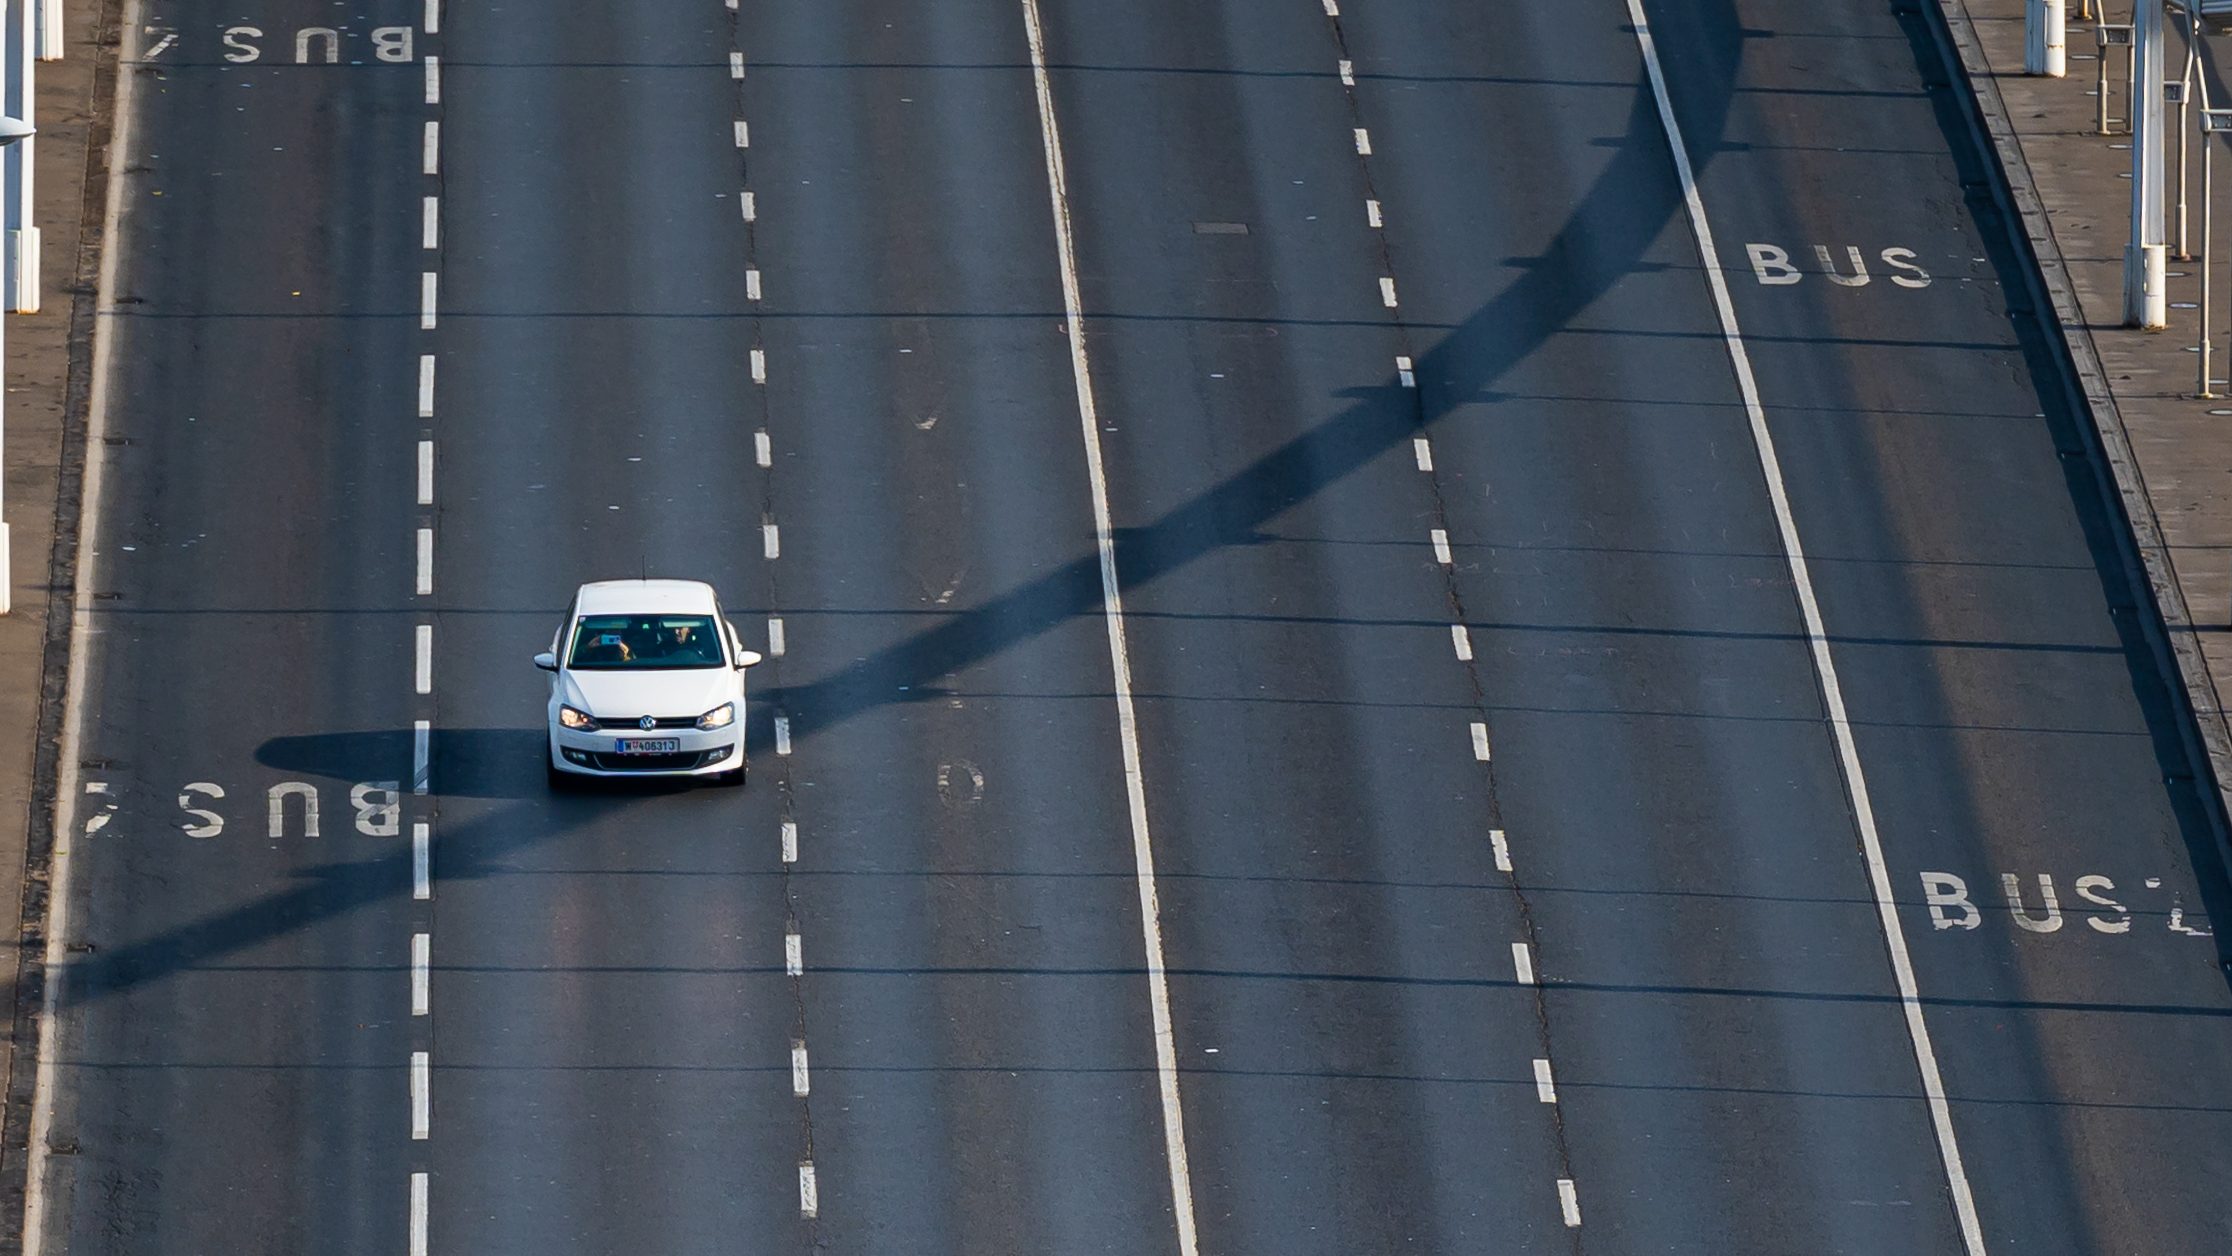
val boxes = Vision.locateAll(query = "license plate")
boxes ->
[613,738,681,754]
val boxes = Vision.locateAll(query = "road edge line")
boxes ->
[1622,2,1988,1252]
[1016,3,1201,1253]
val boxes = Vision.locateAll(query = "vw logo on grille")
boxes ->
[638,715,657,730]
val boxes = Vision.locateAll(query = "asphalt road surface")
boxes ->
[29,0,2232,1253]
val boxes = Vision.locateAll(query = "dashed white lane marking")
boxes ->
[419,272,437,330]
[774,714,793,756]
[415,527,433,595]
[784,930,803,976]
[1338,58,1354,86]
[1396,354,1415,388]
[415,624,433,694]
[1533,1057,1557,1103]
[1489,827,1512,873]
[1366,198,1382,228]
[411,932,430,1016]
[1430,528,1452,565]
[1019,5,1201,1252]
[1379,276,1398,308]
[762,522,780,559]
[422,0,438,34]
[1353,127,1371,155]
[751,347,767,384]
[1470,721,1492,761]
[798,1163,819,1219]
[780,819,798,863]
[1558,1178,1581,1228]
[422,120,440,175]
[423,55,440,105]
[1623,4,1985,1249]
[421,196,438,250]
[417,440,434,506]
[413,821,431,900]
[1322,0,1338,14]
[755,429,772,467]
[791,1041,811,1096]
[1450,624,1472,661]
[417,354,435,417]
[729,50,745,79]
[767,616,786,656]
[412,720,431,795]
[734,119,750,148]
[746,269,762,301]
[409,1051,430,1138]
[1511,942,1536,985]
[409,1173,429,1256]
[1412,436,1432,471]
[741,191,757,222]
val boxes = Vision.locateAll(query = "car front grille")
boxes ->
[585,750,716,772]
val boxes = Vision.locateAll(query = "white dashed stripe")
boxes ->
[1470,721,1492,761]
[409,1051,430,1139]
[1511,942,1535,985]
[1430,529,1452,565]
[1533,1058,1557,1103]
[1558,1179,1581,1228]
[1450,624,1472,660]
[411,933,430,1016]
[415,624,433,695]
[417,354,435,417]
[1412,436,1432,471]
[423,55,440,104]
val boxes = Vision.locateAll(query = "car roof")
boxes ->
[573,579,720,615]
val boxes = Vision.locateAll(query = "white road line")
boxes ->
[1338,58,1354,86]
[1533,1057,1557,1103]
[409,1173,428,1256]
[1558,1178,1581,1228]
[422,0,438,34]
[1322,0,1339,14]
[798,1163,818,1218]
[774,714,792,756]
[1379,276,1398,308]
[1429,528,1452,564]
[419,272,437,329]
[415,624,433,694]
[422,120,440,175]
[762,522,780,559]
[734,119,750,148]
[421,196,439,250]
[415,527,433,596]
[417,354,435,417]
[1469,721,1492,761]
[412,720,431,795]
[417,440,434,506]
[410,1051,430,1139]
[741,191,756,222]
[746,269,762,301]
[755,429,772,466]
[1450,623,1472,660]
[1511,941,1536,985]
[423,55,440,105]
[780,819,798,863]
[1489,827,1512,873]
[1412,436,1432,470]
[767,616,786,656]
[784,931,803,976]
[1353,127,1371,155]
[413,821,431,900]
[1396,354,1415,388]
[1623,5,1985,1249]
[1019,6,1201,1253]
[750,348,766,384]
[730,50,745,79]
[1367,198,1382,228]
[791,1041,811,1096]
[411,933,430,1016]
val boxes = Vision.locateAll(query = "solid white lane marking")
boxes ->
[784,931,803,976]
[415,624,432,695]
[1558,1178,1581,1228]
[762,523,780,559]
[410,1051,430,1138]
[1338,58,1354,86]
[780,819,798,863]
[423,55,439,104]
[1450,623,1472,660]
[421,196,438,250]
[423,0,438,34]
[741,191,756,222]
[1625,5,1984,1249]
[411,933,430,1016]
[1379,276,1398,308]
[417,440,434,506]
[1367,198,1382,228]
[798,1163,818,1218]
[751,348,766,384]
[734,119,750,148]
[767,616,786,656]
[1396,354,1415,388]
[774,714,792,756]
[1489,827,1512,873]
[422,121,439,175]
[1533,1057,1557,1103]
[1020,6,1201,1252]
[1412,436,1432,470]
[755,429,772,467]
[409,1172,428,1256]
[417,354,435,417]
[1470,721,1492,761]
[730,51,745,79]
[1430,528,1452,565]
[791,1041,810,1096]
[419,272,437,329]
[746,269,762,301]
[412,720,431,795]
[1512,942,1535,985]
[415,527,433,596]
[1353,127,1371,155]
[413,821,430,900]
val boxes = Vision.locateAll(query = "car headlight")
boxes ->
[558,705,599,731]
[696,702,736,731]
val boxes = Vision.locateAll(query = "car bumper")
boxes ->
[549,725,744,777]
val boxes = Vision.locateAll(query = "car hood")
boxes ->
[562,667,740,720]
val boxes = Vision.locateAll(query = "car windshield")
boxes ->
[566,614,725,670]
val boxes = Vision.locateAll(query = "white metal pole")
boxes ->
[2128,0,2169,327]
[4,0,34,316]
[36,0,58,61]
[2028,0,2067,76]
[2178,37,2194,258]
[2202,129,2214,395]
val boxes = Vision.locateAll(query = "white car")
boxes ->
[536,579,763,786]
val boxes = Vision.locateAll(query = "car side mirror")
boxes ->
[533,651,558,672]
[735,649,764,670]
